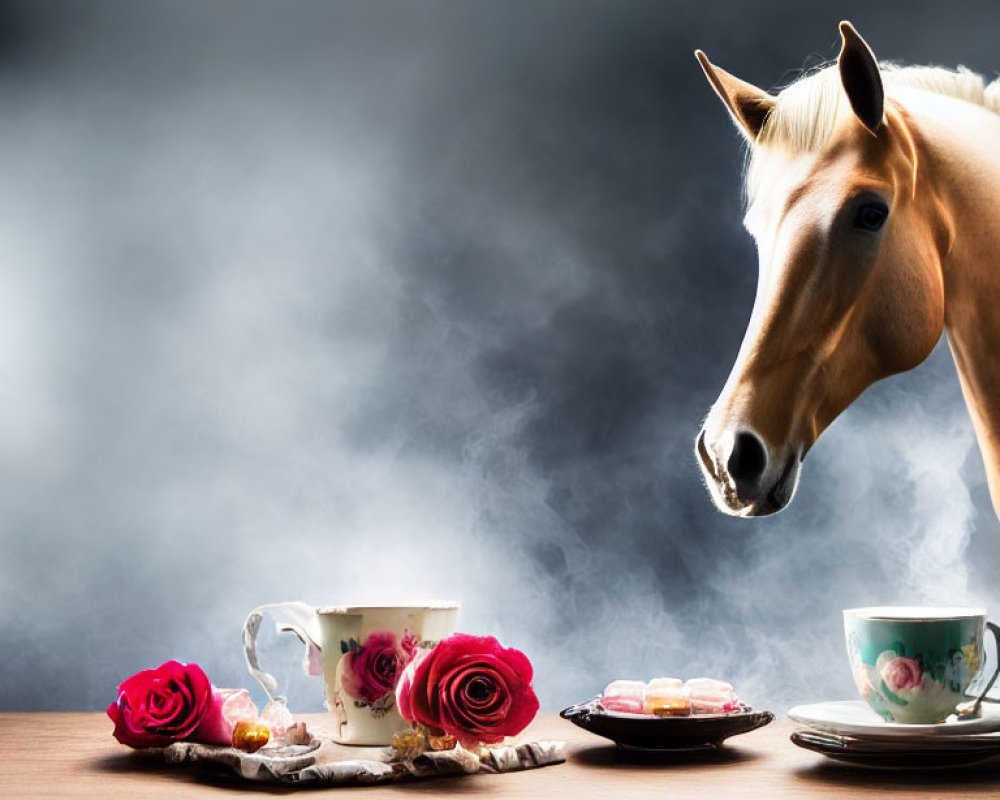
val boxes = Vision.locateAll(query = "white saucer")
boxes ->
[787,700,1000,739]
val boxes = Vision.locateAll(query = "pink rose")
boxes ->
[341,630,414,703]
[880,656,922,691]
[107,661,254,748]
[395,633,539,748]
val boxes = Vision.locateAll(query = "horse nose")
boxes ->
[726,430,768,493]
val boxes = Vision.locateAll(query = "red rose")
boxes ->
[395,633,539,748]
[107,661,244,748]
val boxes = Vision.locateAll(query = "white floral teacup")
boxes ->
[844,606,1000,724]
[243,601,459,744]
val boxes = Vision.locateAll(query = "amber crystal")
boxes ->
[427,733,456,751]
[232,720,271,753]
[391,729,426,759]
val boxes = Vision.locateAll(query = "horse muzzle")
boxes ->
[695,427,802,517]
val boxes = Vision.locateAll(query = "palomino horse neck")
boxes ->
[901,88,1000,515]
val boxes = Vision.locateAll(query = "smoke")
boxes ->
[1,0,999,717]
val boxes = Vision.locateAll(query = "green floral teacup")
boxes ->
[844,606,1000,724]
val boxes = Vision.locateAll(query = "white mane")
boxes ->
[746,63,1000,198]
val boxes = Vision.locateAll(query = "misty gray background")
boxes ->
[3,0,1000,714]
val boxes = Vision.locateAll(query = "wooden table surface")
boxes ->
[3,712,1000,798]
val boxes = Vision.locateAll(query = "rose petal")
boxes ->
[441,665,511,731]
[108,698,174,748]
[396,648,431,724]
[407,647,441,728]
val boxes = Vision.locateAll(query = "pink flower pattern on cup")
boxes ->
[878,654,922,692]
[341,630,419,704]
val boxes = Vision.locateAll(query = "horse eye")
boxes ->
[854,201,889,232]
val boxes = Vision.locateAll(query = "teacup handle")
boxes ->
[242,602,324,704]
[958,621,1000,717]
[976,622,1000,704]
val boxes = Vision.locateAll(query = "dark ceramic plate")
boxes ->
[790,730,1000,769]
[560,698,774,751]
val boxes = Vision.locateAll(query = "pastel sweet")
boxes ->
[685,677,734,692]
[598,676,743,716]
[644,677,691,716]
[647,677,683,690]
[684,677,741,714]
[687,696,739,714]
[644,686,692,716]
[602,696,645,713]
[603,680,646,696]
[601,679,646,713]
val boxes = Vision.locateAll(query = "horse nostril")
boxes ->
[727,431,768,487]
[696,429,719,481]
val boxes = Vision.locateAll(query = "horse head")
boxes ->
[694,23,950,516]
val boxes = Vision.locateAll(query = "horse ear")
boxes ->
[837,21,884,135]
[695,50,774,141]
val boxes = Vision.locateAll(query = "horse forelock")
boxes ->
[745,62,1000,203]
